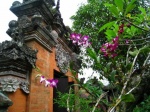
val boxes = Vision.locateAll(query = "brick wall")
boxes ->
[8,40,75,112]
[8,89,27,112]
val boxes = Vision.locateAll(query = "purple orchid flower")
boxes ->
[113,36,119,44]
[100,36,119,58]
[50,79,58,88]
[70,33,91,48]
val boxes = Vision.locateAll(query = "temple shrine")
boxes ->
[0,0,80,112]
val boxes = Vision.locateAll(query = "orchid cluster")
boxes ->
[40,76,58,88]
[100,24,124,58]
[70,33,91,47]
[100,36,119,58]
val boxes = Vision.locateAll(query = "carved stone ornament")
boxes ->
[0,18,37,94]
[0,76,29,93]
[0,40,37,94]
[12,1,21,7]
[44,0,55,6]
[71,53,82,71]
[56,44,71,74]
[31,13,43,25]
[23,0,30,2]
[0,40,37,67]
[18,15,32,29]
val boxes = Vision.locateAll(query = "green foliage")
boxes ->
[54,79,105,112]
[133,95,150,112]
[121,94,135,103]
[124,0,136,15]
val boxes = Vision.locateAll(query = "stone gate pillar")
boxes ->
[0,0,81,112]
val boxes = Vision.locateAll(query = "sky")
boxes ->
[0,0,87,42]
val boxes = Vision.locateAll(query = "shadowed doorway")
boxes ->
[53,70,73,112]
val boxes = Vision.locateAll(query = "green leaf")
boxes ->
[115,0,124,13]
[110,70,116,82]
[139,7,146,15]
[130,26,137,36]
[124,0,136,15]
[99,21,116,32]
[104,67,108,73]
[121,94,135,102]
[139,45,150,53]
[87,48,97,61]
[96,56,100,63]
[109,5,119,17]
[105,3,119,17]
[106,62,112,70]
[105,30,116,40]
[104,3,113,7]
[129,49,139,56]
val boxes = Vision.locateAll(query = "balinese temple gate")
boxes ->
[0,0,80,112]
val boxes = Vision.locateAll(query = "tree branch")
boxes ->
[123,18,149,32]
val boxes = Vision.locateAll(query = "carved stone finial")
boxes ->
[12,1,21,7]
[56,0,60,10]
[9,20,18,28]
[50,30,58,40]
[7,20,24,46]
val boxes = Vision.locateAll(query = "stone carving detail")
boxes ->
[20,81,30,94]
[0,91,13,112]
[0,41,37,67]
[0,77,20,92]
[18,15,32,29]
[1,16,37,94]
[56,44,71,73]
[7,20,24,46]
[0,76,29,93]
[71,53,82,71]
[44,0,55,6]
[0,40,36,93]
[53,0,63,28]
[31,13,43,25]
[23,0,30,2]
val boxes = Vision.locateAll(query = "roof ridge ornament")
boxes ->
[6,20,24,47]
[56,0,60,10]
